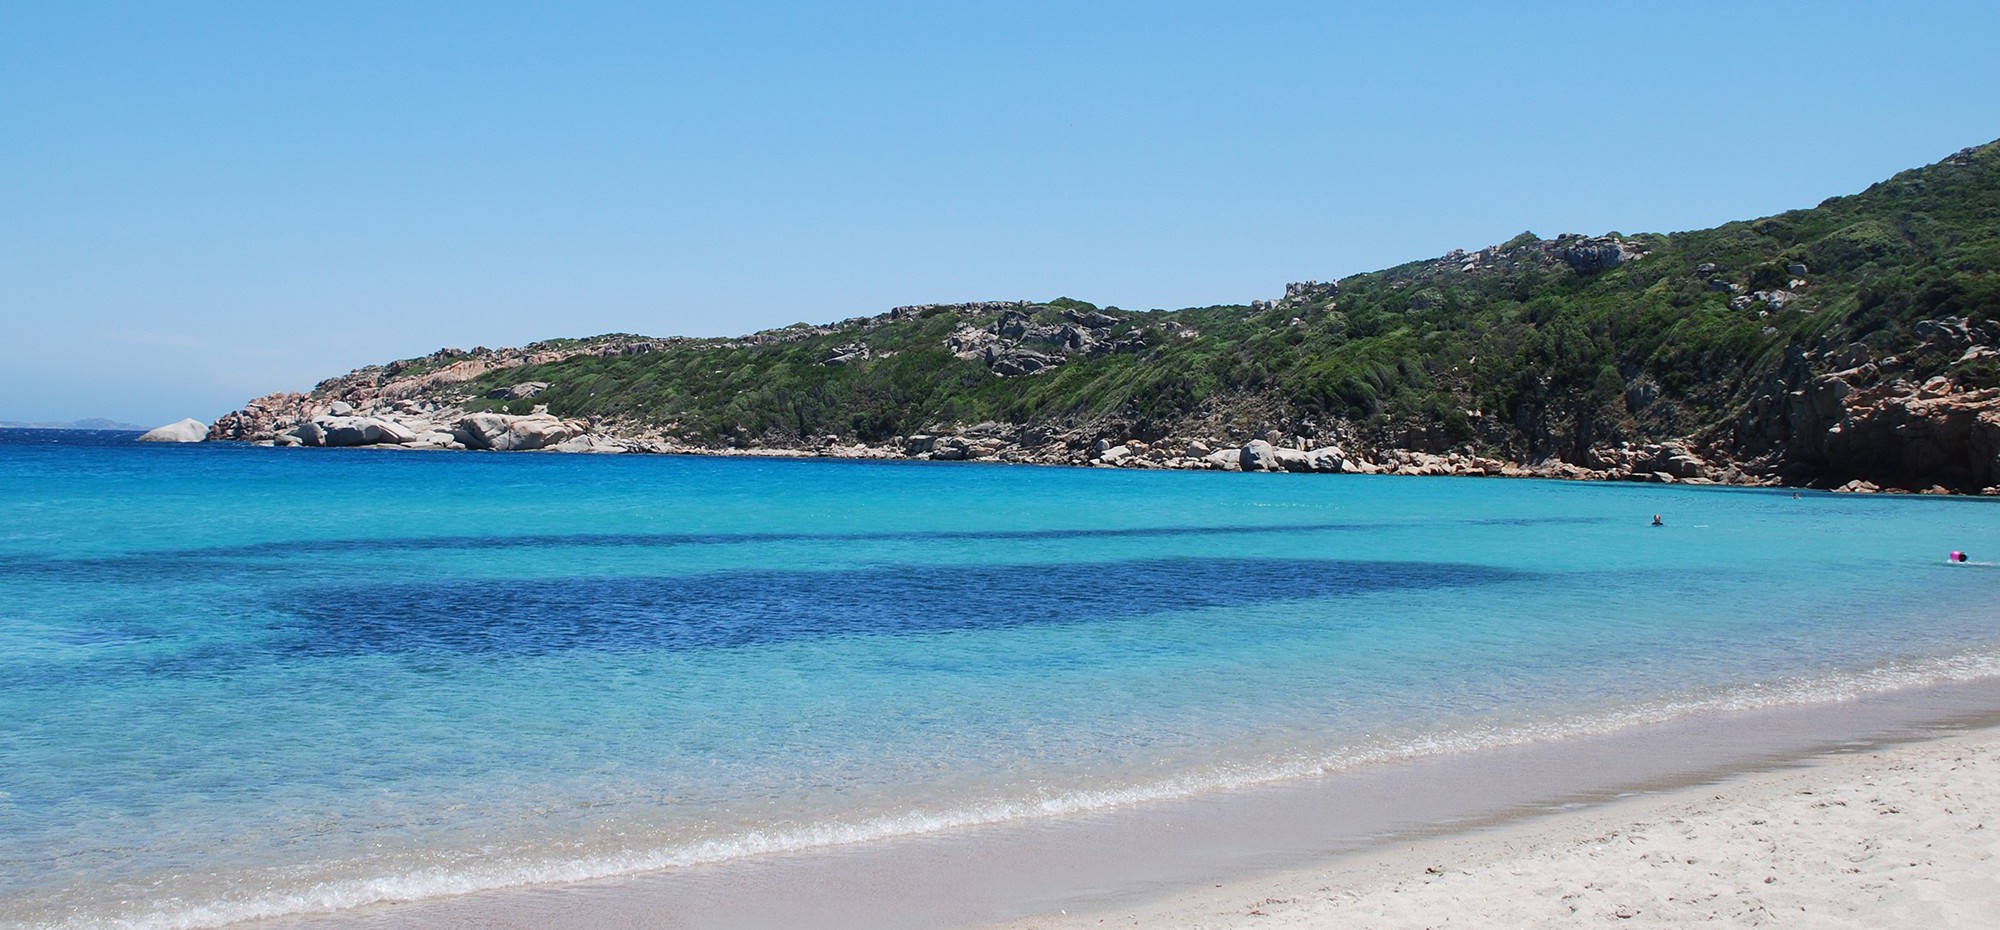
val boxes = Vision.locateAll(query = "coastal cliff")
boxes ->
[209,140,2000,493]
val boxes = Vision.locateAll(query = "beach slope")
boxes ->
[996,728,2000,929]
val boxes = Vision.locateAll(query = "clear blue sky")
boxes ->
[4,1,1998,425]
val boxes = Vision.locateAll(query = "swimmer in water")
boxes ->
[1651,514,1664,527]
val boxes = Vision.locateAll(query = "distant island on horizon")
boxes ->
[197,138,2000,495]
[2,418,148,432]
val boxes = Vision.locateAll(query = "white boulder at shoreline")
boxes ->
[274,407,590,453]
[296,415,419,447]
[456,412,580,451]
[136,418,208,443]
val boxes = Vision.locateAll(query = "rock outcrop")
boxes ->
[486,382,549,401]
[551,434,628,454]
[456,412,583,452]
[137,418,208,443]
[211,389,611,455]
[948,307,1147,376]
[297,416,419,447]
[1554,236,1640,274]
[209,393,314,442]
[1239,439,1282,472]
[1818,381,2000,490]
[1251,280,1341,312]
[822,343,871,366]
[1730,316,2000,491]
[1431,233,1649,280]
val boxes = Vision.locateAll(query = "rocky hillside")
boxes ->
[209,140,2000,492]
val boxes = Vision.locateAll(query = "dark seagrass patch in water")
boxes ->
[272,557,1530,657]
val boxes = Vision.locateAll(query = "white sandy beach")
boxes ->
[992,727,2000,929]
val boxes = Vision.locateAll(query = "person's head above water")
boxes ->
[1651,514,1663,526]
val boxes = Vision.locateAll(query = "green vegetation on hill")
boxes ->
[456,140,2000,460]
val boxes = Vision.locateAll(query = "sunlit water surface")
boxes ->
[2,429,1995,929]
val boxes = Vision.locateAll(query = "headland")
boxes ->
[188,139,2000,496]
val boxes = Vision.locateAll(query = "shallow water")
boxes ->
[3,430,1997,929]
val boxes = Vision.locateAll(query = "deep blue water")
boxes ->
[2,429,1997,929]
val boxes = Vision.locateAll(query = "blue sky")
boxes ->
[4,2,1998,425]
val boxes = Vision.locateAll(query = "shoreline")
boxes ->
[993,724,2000,929]
[212,434,2000,497]
[238,676,2000,930]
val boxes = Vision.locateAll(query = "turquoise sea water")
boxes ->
[2,429,1997,929]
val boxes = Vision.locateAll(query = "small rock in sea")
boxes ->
[136,418,208,443]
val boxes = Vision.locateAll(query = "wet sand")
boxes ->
[239,677,2000,930]
[996,725,2000,929]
